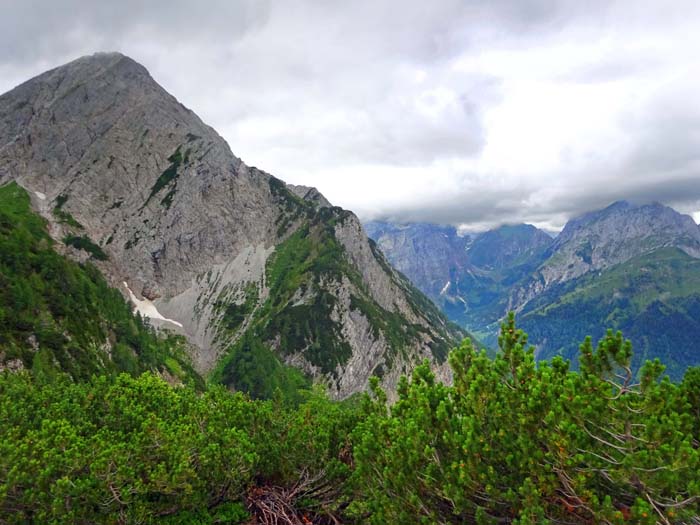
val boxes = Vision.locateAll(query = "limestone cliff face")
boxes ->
[0,52,464,398]
[364,221,471,305]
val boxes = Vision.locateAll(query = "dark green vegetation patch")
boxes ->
[63,234,108,261]
[51,193,83,229]
[144,145,190,209]
[212,332,311,403]
[216,282,260,333]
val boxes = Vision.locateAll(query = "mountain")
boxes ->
[367,221,552,340]
[0,181,203,386]
[467,224,553,272]
[508,200,700,309]
[511,202,700,378]
[518,247,700,379]
[0,52,464,398]
[367,204,700,378]
[364,221,471,306]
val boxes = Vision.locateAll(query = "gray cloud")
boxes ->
[0,1,269,63]
[1,0,699,230]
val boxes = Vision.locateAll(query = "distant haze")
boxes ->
[1,1,699,231]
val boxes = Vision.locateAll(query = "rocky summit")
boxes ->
[0,52,464,398]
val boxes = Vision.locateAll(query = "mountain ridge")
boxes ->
[366,219,553,335]
[509,200,700,310]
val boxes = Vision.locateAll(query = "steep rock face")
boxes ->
[364,221,472,303]
[0,52,463,398]
[0,53,270,296]
[545,201,700,281]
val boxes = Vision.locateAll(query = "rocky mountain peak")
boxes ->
[508,199,700,312]
[553,200,700,262]
[7,52,149,96]
[287,184,332,208]
[0,53,464,399]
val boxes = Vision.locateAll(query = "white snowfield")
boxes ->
[123,282,183,328]
[34,191,46,200]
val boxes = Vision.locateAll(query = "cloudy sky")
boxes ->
[1,0,699,231]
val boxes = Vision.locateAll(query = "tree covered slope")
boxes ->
[519,247,700,380]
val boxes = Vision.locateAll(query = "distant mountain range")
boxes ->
[366,201,700,378]
[364,221,553,338]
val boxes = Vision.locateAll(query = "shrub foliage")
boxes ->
[2,315,698,523]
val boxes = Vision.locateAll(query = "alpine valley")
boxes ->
[0,52,464,399]
[367,200,700,379]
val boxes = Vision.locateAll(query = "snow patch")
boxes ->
[123,282,183,328]
[34,191,46,200]
[440,281,450,295]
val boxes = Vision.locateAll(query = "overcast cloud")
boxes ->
[1,0,699,231]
